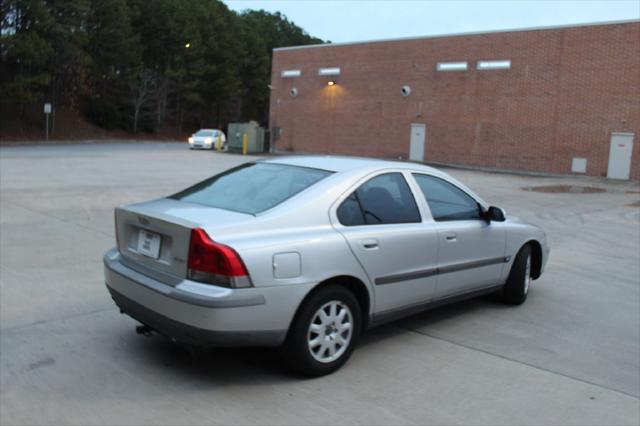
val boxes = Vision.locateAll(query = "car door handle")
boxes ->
[360,239,379,249]
[444,233,457,242]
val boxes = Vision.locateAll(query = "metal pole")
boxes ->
[45,113,49,141]
[242,133,248,155]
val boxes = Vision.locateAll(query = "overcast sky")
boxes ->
[224,0,639,43]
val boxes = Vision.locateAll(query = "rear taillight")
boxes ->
[187,228,252,288]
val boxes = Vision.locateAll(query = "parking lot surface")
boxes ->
[1,142,639,425]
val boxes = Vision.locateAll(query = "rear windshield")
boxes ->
[170,163,332,214]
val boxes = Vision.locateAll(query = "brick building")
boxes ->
[268,20,640,180]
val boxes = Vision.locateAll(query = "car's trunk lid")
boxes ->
[115,198,252,279]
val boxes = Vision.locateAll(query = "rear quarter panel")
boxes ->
[204,171,377,316]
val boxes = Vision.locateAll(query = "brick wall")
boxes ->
[269,21,640,179]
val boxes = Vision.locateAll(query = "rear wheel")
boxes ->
[282,285,361,376]
[502,245,532,305]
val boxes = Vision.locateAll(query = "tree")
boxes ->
[0,0,325,137]
[44,0,91,135]
[86,0,141,129]
[131,69,161,133]
[0,0,54,110]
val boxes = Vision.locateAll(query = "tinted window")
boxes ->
[171,163,331,214]
[337,173,421,226]
[413,174,481,221]
[337,192,366,226]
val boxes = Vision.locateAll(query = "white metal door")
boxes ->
[607,133,634,180]
[409,123,426,162]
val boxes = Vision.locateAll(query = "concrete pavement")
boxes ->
[1,142,639,425]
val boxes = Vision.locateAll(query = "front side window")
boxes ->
[337,173,421,226]
[171,163,331,214]
[413,174,481,221]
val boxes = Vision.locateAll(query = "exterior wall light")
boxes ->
[281,69,302,77]
[436,61,468,72]
[290,87,299,97]
[318,67,341,76]
[327,81,336,86]
[477,60,511,70]
[401,85,411,96]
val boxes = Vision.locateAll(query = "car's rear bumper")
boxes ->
[104,248,312,347]
[107,286,284,347]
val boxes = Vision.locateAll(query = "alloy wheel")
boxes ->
[524,255,532,294]
[307,301,353,363]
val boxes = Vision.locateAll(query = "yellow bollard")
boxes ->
[216,132,222,151]
[242,133,248,155]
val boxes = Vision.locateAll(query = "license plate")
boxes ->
[137,230,162,259]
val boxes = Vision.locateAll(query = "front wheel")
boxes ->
[502,245,532,305]
[282,285,361,376]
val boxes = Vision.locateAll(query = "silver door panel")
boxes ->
[338,223,439,313]
[434,220,507,298]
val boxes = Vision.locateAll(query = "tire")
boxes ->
[282,285,362,377]
[502,244,532,305]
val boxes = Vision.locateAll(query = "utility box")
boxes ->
[227,121,266,154]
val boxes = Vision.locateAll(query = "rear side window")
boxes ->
[413,174,481,221]
[171,163,331,214]
[337,173,421,226]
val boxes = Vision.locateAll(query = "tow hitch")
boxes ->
[135,324,154,337]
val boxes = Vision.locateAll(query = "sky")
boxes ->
[224,0,640,44]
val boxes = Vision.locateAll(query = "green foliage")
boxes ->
[86,0,140,129]
[0,0,54,103]
[0,0,324,133]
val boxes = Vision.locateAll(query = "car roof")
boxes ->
[262,155,441,173]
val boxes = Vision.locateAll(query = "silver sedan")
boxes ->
[104,156,550,376]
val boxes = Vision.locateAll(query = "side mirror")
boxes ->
[486,206,506,222]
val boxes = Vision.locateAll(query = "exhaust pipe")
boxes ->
[135,324,154,337]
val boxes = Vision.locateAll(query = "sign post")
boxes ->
[44,103,52,141]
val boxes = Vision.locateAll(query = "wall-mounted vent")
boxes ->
[281,69,301,78]
[318,67,341,76]
[436,62,468,72]
[571,157,587,173]
[477,60,511,70]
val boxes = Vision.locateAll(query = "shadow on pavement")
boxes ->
[119,294,507,381]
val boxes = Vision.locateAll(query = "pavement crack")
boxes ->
[3,200,112,238]
[397,325,640,400]
[1,307,115,333]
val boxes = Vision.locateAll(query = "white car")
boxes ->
[188,129,227,150]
